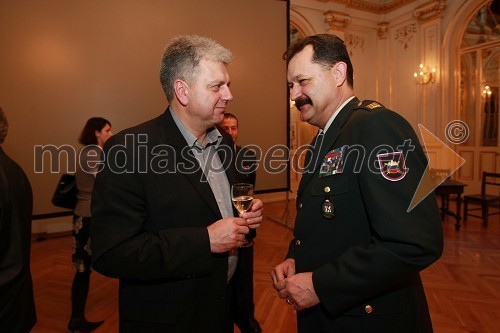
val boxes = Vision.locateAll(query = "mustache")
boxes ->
[294,96,313,109]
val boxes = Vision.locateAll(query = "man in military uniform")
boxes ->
[271,34,443,332]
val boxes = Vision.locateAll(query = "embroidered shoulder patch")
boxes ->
[377,151,408,181]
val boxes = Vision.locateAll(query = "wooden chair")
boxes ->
[463,172,500,227]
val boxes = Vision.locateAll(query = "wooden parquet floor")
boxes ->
[29,199,500,333]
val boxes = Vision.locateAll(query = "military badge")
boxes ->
[377,151,408,181]
[319,145,347,178]
[321,198,336,219]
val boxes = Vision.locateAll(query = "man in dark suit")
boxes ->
[272,34,443,332]
[0,107,37,332]
[91,35,263,333]
[221,113,261,333]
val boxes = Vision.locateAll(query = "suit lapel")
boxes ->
[215,125,238,187]
[297,98,361,197]
[160,110,223,219]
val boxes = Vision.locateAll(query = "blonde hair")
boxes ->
[159,35,233,101]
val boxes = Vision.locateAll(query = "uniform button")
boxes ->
[299,203,303,208]
[324,186,331,193]
[295,240,301,246]
[364,305,373,314]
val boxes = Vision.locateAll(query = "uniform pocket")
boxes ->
[311,174,350,197]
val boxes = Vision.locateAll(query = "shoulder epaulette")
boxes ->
[355,100,385,111]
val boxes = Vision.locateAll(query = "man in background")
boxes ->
[221,113,261,333]
[0,107,37,332]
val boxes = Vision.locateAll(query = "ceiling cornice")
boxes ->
[316,0,418,14]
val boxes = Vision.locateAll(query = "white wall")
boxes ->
[289,0,493,135]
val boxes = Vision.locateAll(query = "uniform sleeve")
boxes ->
[312,109,443,314]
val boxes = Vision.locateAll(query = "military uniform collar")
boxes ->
[322,95,356,134]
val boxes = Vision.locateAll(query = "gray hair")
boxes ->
[0,107,8,144]
[159,35,233,102]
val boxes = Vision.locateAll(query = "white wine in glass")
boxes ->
[231,183,254,214]
[231,183,254,247]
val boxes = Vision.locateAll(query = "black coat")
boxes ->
[289,98,443,333]
[0,147,37,332]
[91,109,238,333]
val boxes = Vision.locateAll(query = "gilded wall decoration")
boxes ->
[394,23,417,49]
[377,22,390,40]
[345,33,364,56]
[324,10,351,32]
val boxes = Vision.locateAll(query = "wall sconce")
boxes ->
[413,64,436,84]
[481,85,492,98]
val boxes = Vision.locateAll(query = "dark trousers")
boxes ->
[226,245,257,333]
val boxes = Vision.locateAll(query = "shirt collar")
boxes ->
[322,96,356,134]
[170,107,222,149]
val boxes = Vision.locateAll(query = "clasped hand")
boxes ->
[271,258,320,311]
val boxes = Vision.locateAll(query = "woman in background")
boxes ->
[68,117,112,333]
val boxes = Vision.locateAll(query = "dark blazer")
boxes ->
[288,98,443,333]
[0,147,37,332]
[91,109,238,333]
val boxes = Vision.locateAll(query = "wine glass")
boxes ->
[231,183,254,247]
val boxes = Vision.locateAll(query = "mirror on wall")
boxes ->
[460,0,499,148]
[481,48,499,146]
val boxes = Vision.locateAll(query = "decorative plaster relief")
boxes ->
[345,33,364,56]
[413,0,447,22]
[395,23,417,49]
[324,10,351,32]
[378,22,390,40]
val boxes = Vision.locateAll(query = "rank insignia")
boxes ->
[321,199,336,219]
[319,145,347,178]
[377,151,408,181]
[366,102,382,109]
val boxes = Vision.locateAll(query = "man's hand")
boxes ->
[240,198,263,229]
[272,260,320,311]
[279,272,320,311]
[271,258,296,292]
[207,217,249,253]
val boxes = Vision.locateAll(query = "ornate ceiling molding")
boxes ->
[413,0,447,22]
[324,10,352,31]
[317,0,418,14]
